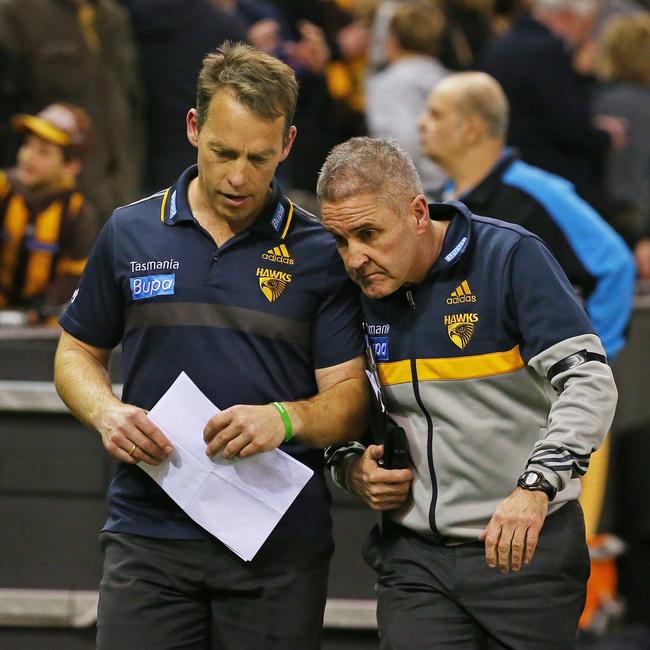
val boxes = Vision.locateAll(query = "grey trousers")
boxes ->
[96,531,333,650]
[365,501,590,650]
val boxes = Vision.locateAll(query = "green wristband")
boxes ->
[271,401,293,443]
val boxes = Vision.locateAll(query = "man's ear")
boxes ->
[186,108,200,148]
[279,125,297,162]
[411,194,430,234]
[463,112,485,146]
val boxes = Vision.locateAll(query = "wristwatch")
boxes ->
[517,470,557,501]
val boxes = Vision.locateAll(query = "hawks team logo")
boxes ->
[443,313,479,350]
[256,267,292,302]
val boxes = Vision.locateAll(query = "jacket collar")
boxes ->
[456,148,518,209]
[160,165,294,239]
[428,200,473,274]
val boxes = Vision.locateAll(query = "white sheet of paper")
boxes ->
[140,371,314,561]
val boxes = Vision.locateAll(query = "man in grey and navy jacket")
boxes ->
[318,137,617,650]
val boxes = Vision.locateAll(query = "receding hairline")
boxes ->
[200,86,288,129]
[195,41,298,140]
[431,72,509,138]
[433,72,504,107]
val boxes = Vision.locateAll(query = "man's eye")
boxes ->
[360,230,377,241]
[334,235,348,248]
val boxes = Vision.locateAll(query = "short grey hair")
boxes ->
[317,137,424,214]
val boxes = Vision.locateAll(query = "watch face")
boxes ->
[523,472,540,487]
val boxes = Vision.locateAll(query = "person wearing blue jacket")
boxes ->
[418,71,635,359]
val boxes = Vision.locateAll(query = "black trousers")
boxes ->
[365,501,590,650]
[96,531,333,650]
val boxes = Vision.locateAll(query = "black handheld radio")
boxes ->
[363,324,411,470]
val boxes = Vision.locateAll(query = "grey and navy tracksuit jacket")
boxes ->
[329,201,617,542]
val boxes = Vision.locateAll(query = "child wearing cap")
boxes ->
[0,102,99,323]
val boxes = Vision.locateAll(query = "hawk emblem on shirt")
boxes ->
[259,277,289,302]
[447,322,476,350]
[256,267,292,302]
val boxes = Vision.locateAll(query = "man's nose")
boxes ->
[346,242,369,270]
[416,112,426,131]
[226,160,247,188]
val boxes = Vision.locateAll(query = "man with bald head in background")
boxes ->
[418,71,635,362]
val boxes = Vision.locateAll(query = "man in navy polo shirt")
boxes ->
[53,42,367,650]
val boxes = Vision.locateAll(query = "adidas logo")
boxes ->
[446,280,477,304]
[262,244,294,265]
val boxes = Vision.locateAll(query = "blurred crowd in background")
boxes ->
[1,0,650,320]
[0,0,649,645]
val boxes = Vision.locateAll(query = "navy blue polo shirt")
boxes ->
[59,165,363,540]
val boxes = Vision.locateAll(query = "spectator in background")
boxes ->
[0,103,98,323]
[119,0,246,192]
[0,0,145,221]
[594,0,647,34]
[479,0,626,216]
[418,72,635,360]
[369,0,492,73]
[366,2,448,199]
[213,0,291,55]
[489,0,532,36]
[593,12,650,279]
[438,0,493,70]
[321,0,373,143]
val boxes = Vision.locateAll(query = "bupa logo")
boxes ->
[271,203,285,232]
[130,274,176,301]
[169,190,177,220]
[370,336,389,362]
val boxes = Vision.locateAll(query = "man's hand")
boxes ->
[284,21,330,74]
[479,488,549,572]
[348,444,413,511]
[204,404,285,459]
[99,403,173,465]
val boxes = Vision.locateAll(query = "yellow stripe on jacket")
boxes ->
[378,346,525,385]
